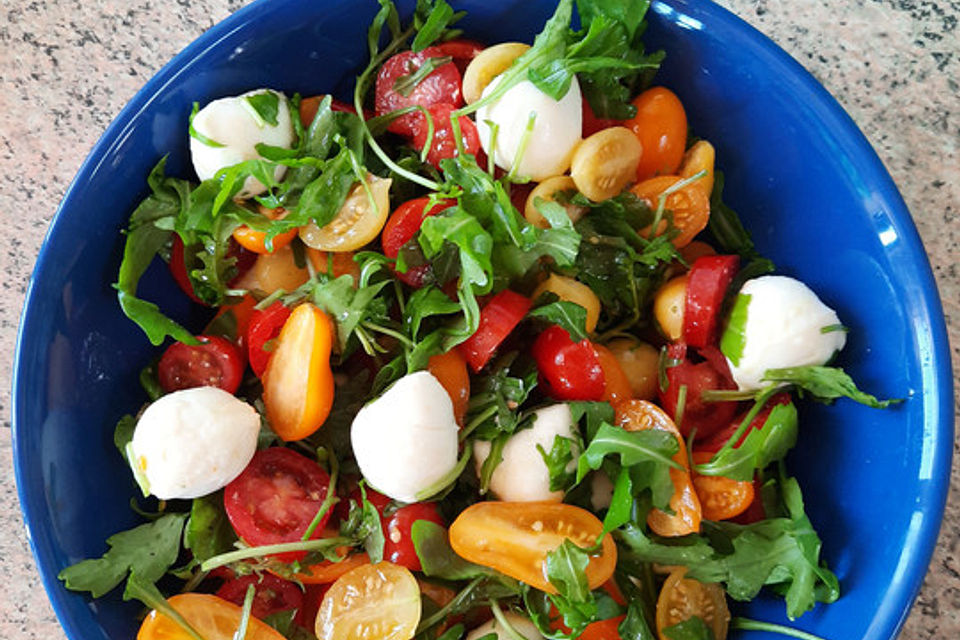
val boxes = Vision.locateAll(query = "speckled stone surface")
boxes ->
[0,0,956,638]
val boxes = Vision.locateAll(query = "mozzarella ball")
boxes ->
[351,371,459,503]
[466,612,544,640]
[476,76,582,181]
[590,471,615,512]
[130,387,261,500]
[474,403,578,502]
[721,275,847,391]
[189,89,294,196]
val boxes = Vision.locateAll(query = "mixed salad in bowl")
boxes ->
[57,1,898,639]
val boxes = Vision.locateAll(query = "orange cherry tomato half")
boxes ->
[655,569,730,640]
[262,303,335,441]
[232,207,299,255]
[579,615,626,640]
[293,552,372,584]
[616,400,702,537]
[448,501,617,593]
[631,175,710,248]
[690,451,755,521]
[137,593,286,640]
[595,344,633,406]
[315,562,421,640]
[208,294,258,345]
[626,87,687,181]
[427,350,471,426]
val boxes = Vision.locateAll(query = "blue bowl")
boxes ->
[12,1,953,639]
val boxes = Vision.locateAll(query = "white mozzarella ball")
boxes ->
[130,387,260,500]
[476,76,582,181]
[590,471,615,512]
[466,612,544,640]
[189,89,294,196]
[351,371,459,503]
[474,403,578,502]
[721,275,847,391]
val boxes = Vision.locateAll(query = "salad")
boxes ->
[59,1,898,640]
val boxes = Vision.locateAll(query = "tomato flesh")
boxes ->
[683,255,739,348]
[532,325,605,401]
[697,392,793,454]
[658,342,739,440]
[157,334,244,394]
[434,39,485,74]
[458,289,532,372]
[315,562,421,640]
[383,502,445,571]
[690,451,755,521]
[137,593,285,640]
[246,301,292,378]
[375,47,462,137]
[413,102,481,169]
[448,501,617,593]
[427,350,471,425]
[655,570,730,640]
[214,573,303,620]
[223,447,333,561]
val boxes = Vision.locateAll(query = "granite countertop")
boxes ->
[0,0,956,638]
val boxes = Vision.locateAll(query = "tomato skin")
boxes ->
[532,326,605,401]
[658,342,738,440]
[683,255,739,348]
[246,301,292,378]
[157,334,244,394]
[458,289,532,372]
[299,94,359,128]
[138,593,286,640]
[169,235,205,304]
[626,87,687,180]
[696,393,792,453]
[632,175,711,248]
[223,447,333,562]
[427,350,471,425]
[412,102,481,169]
[215,573,303,619]
[449,501,617,593]
[578,615,626,640]
[434,39,485,74]
[294,551,371,585]
[690,451,755,521]
[582,98,622,137]
[295,584,330,631]
[375,47,463,137]
[595,344,633,405]
[383,502,445,571]
[730,477,766,525]
[382,197,456,287]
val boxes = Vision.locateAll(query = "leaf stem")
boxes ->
[201,537,353,572]
[731,617,830,640]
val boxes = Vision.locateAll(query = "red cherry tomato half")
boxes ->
[412,103,481,169]
[169,235,204,304]
[375,47,462,137]
[382,197,456,287]
[157,334,244,394]
[383,502,445,572]
[458,289,532,372]
[215,573,303,620]
[224,447,333,562]
[683,255,739,348]
[696,392,793,453]
[434,39,485,74]
[581,98,623,137]
[532,325,605,401]
[294,584,329,631]
[730,477,766,525]
[658,342,738,439]
[246,301,293,378]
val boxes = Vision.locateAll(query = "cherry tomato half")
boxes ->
[137,593,285,640]
[579,615,626,640]
[170,236,256,304]
[375,47,462,137]
[626,87,688,181]
[696,393,793,453]
[655,569,730,640]
[382,197,456,287]
[616,400,701,537]
[582,98,623,137]
[449,501,617,593]
[383,502,445,572]
[315,562,421,640]
[632,175,711,249]
[683,255,739,348]
[157,334,244,394]
[232,208,299,256]
[413,102,481,169]
[532,325,605,401]
[458,289,532,372]
[223,447,333,562]
[689,451,755,522]
[246,301,292,378]
[658,342,738,440]
[434,39,485,75]
[215,573,303,620]
[427,350,471,426]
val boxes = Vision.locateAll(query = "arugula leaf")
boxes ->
[600,467,634,536]
[124,573,206,640]
[662,617,715,640]
[411,0,459,51]
[618,600,657,640]
[184,492,237,564]
[465,353,539,441]
[411,520,492,580]
[339,487,385,563]
[762,366,901,409]
[706,171,774,274]
[695,400,798,482]
[188,101,224,148]
[529,300,589,342]
[59,513,187,597]
[113,415,136,458]
[307,274,390,352]
[245,91,281,127]
[537,434,580,493]
[545,540,593,603]
[576,422,679,485]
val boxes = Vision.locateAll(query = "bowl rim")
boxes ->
[12,0,954,639]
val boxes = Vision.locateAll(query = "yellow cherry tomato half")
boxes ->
[570,126,643,202]
[300,176,392,252]
[524,175,585,229]
[678,140,716,198]
[315,562,421,640]
[233,244,310,295]
[137,593,285,640]
[262,303,335,441]
[606,339,660,401]
[448,501,617,593]
[655,569,730,640]
[616,400,701,537]
[462,42,530,104]
[532,273,602,333]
